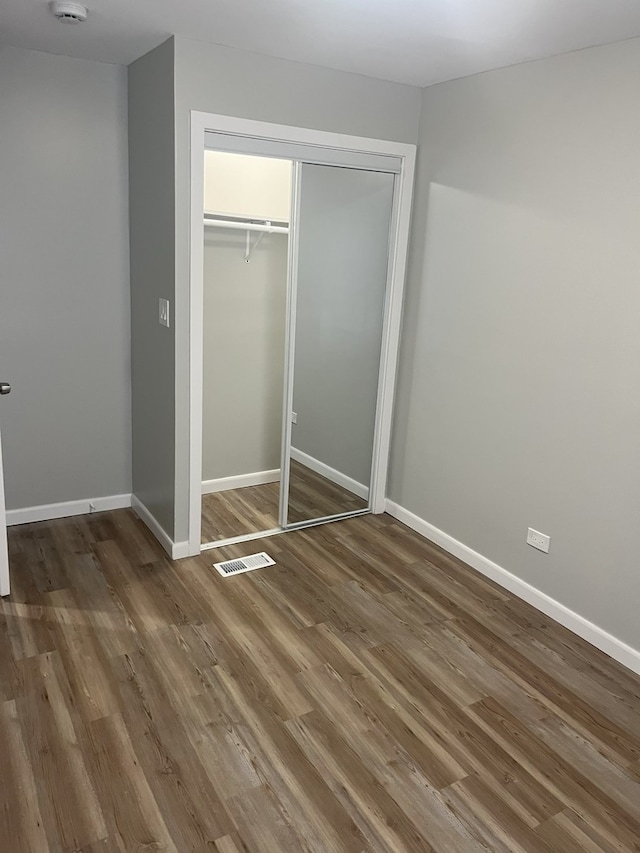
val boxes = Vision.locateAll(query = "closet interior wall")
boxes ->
[201,152,292,494]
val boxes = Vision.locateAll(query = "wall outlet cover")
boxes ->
[527,527,550,553]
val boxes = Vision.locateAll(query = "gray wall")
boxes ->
[128,39,176,535]
[390,38,640,650]
[0,46,131,510]
[292,165,394,488]
[202,232,287,480]
[172,36,423,541]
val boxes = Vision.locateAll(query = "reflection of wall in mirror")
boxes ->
[291,165,394,496]
[202,153,292,485]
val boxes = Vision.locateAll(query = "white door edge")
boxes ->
[0,427,10,596]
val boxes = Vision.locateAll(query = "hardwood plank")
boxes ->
[454,616,640,763]
[185,571,314,721]
[348,674,473,790]
[1,549,57,662]
[113,648,236,850]
[49,550,137,659]
[214,664,368,853]
[381,761,499,853]
[442,773,558,853]
[215,832,251,853]
[536,808,625,853]
[0,699,50,853]
[16,651,107,851]
[470,696,640,851]
[18,522,71,594]
[358,644,567,824]
[504,624,640,734]
[225,784,310,853]
[44,587,120,722]
[286,709,431,852]
[534,714,640,819]
[0,607,22,700]
[207,571,323,673]
[84,712,178,853]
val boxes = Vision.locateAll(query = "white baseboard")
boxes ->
[385,500,640,676]
[131,495,190,560]
[6,493,132,527]
[202,469,280,495]
[171,540,192,560]
[291,448,369,501]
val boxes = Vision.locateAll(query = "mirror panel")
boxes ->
[286,164,395,526]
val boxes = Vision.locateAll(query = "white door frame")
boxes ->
[0,426,10,596]
[277,160,301,532]
[188,111,416,556]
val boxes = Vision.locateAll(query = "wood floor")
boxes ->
[201,460,367,542]
[201,480,279,542]
[2,509,640,852]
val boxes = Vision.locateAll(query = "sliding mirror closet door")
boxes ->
[284,163,395,527]
[200,151,292,544]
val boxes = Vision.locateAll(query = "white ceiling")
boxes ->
[2,0,640,87]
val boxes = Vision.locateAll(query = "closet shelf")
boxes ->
[204,213,288,262]
[203,214,289,234]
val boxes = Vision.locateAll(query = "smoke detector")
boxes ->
[50,1,88,24]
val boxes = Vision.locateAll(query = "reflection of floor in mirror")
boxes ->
[287,461,368,524]
[201,460,368,543]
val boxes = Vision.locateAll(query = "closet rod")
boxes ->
[203,217,289,234]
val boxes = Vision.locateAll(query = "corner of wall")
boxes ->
[128,35,177,539]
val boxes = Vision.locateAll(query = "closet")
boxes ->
[197,131,407,550]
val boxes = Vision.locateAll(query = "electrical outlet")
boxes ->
[159,298,170,328]
[291,411,298,424]
[527,527,550,553]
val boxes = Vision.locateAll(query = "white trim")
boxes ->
[0,428,10,596]
[171,540,191,560]
[6,494,132,527]
[198,114,413,160]
[202,527,284,550]
[290,447,369,501]
[279,161,301,529]
[131,495,189,561]
[188,112,416,557]
[385,500,640,676]
[189,114,206,555]
[369,153,415,514]
[202,469,280,494]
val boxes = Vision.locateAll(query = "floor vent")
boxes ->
[214,552,275,577]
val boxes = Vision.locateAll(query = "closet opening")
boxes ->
[200,151,291,546]
[188,112,416,556]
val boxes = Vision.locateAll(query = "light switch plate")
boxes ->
[159,298,170,328]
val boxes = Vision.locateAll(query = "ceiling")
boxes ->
[2,0,640,87]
